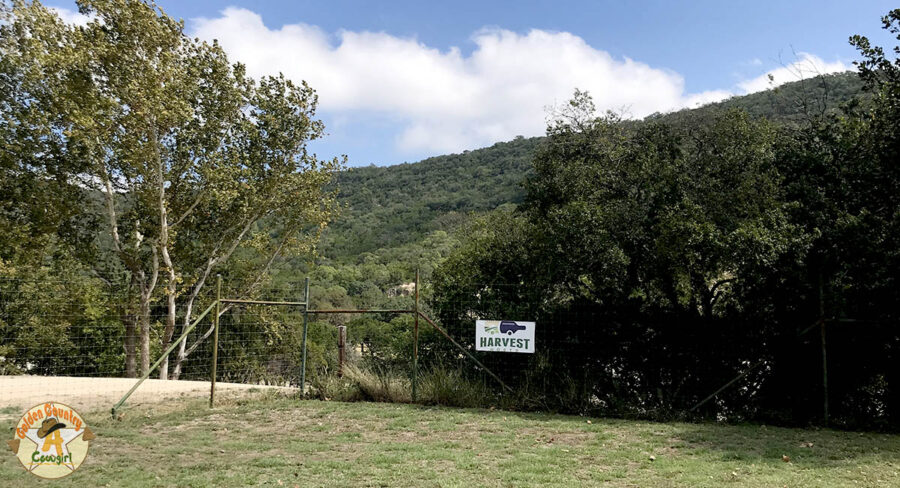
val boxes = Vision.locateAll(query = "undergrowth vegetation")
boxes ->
[310,362,498,409]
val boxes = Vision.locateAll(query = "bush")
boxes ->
[343,364,411,403]
[315,362,502,409]
[419,364,496,408]
[308,374,364,402]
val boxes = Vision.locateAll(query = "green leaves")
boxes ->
[513,90,800,318]
[3,0,342,279]
[1,0,344,377]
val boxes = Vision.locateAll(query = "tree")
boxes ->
[0,1,96,266]
[519,92,804,318]
[433,91,808,418]
[1,0,341,377]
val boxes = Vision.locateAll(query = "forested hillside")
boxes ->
[321,136,540,259]
[319,71,866,264]
[645,70,866,124]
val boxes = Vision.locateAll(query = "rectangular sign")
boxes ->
[476,320,536,353]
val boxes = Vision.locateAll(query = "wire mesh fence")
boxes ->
[2,271,897,429]
[179,281,310,387]
[1,274,127,412]
[423,281,900,429]
[0,273,306,414]
[424,281,772,416]
[0,270,420,414]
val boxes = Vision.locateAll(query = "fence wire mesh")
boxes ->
[0,274,308,413]
[424,281,899,429]
[2,272,897,429]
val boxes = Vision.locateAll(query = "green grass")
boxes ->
[2,393,898,487]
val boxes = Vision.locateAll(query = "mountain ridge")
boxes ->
[318,71,866,263]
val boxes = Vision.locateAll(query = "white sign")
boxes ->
[475,320,535,353]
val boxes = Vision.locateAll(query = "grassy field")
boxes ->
[2,393,898,487]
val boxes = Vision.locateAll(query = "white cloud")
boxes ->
[681,90,734,109]
[189,9,852,155]
[48,7,93,27]
[737,53,850,94]
[191,8,730,154]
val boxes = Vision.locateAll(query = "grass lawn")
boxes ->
[2,392,898,487]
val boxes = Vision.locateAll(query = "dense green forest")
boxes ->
[279,70,870,327]
[2,1,897,430]
[316,70,866,267]
[424,34,898,428]
[322,136,540,259]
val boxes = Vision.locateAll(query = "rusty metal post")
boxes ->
[337,325,347,378]
[300,277,310,394]
[210,275,221,408]
[412,269,419,402]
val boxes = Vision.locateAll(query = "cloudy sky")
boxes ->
[49,0,896,166]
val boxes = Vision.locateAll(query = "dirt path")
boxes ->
[0,375,293,413]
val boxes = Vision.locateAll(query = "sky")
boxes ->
[47,1,898,167]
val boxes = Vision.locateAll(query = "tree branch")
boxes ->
[171,191,203,229]
[709,278,736,308]
[181,224,301,357]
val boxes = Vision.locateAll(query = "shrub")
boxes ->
[308,374,364,402]
[419,364,495,408]
[343,364,411,403]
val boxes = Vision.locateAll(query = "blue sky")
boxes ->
[49,1,897,167]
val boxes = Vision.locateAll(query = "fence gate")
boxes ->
[110,272,510,416]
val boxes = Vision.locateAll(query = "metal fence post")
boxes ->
[337,325,346,378]
[300,276,310,395]
[412,269,419,402]
[819,273,829,425]
[821,318,829,425]
[209,275,221,408]
[112,301,217,416]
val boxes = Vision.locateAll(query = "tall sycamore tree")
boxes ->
[1,0,342,377]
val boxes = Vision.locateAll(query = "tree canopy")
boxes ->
[1,0,341,377]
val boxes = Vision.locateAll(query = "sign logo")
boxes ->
[7,402,93,479]
[476,320,536,353]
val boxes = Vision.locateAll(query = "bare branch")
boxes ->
[182,302,234,358]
